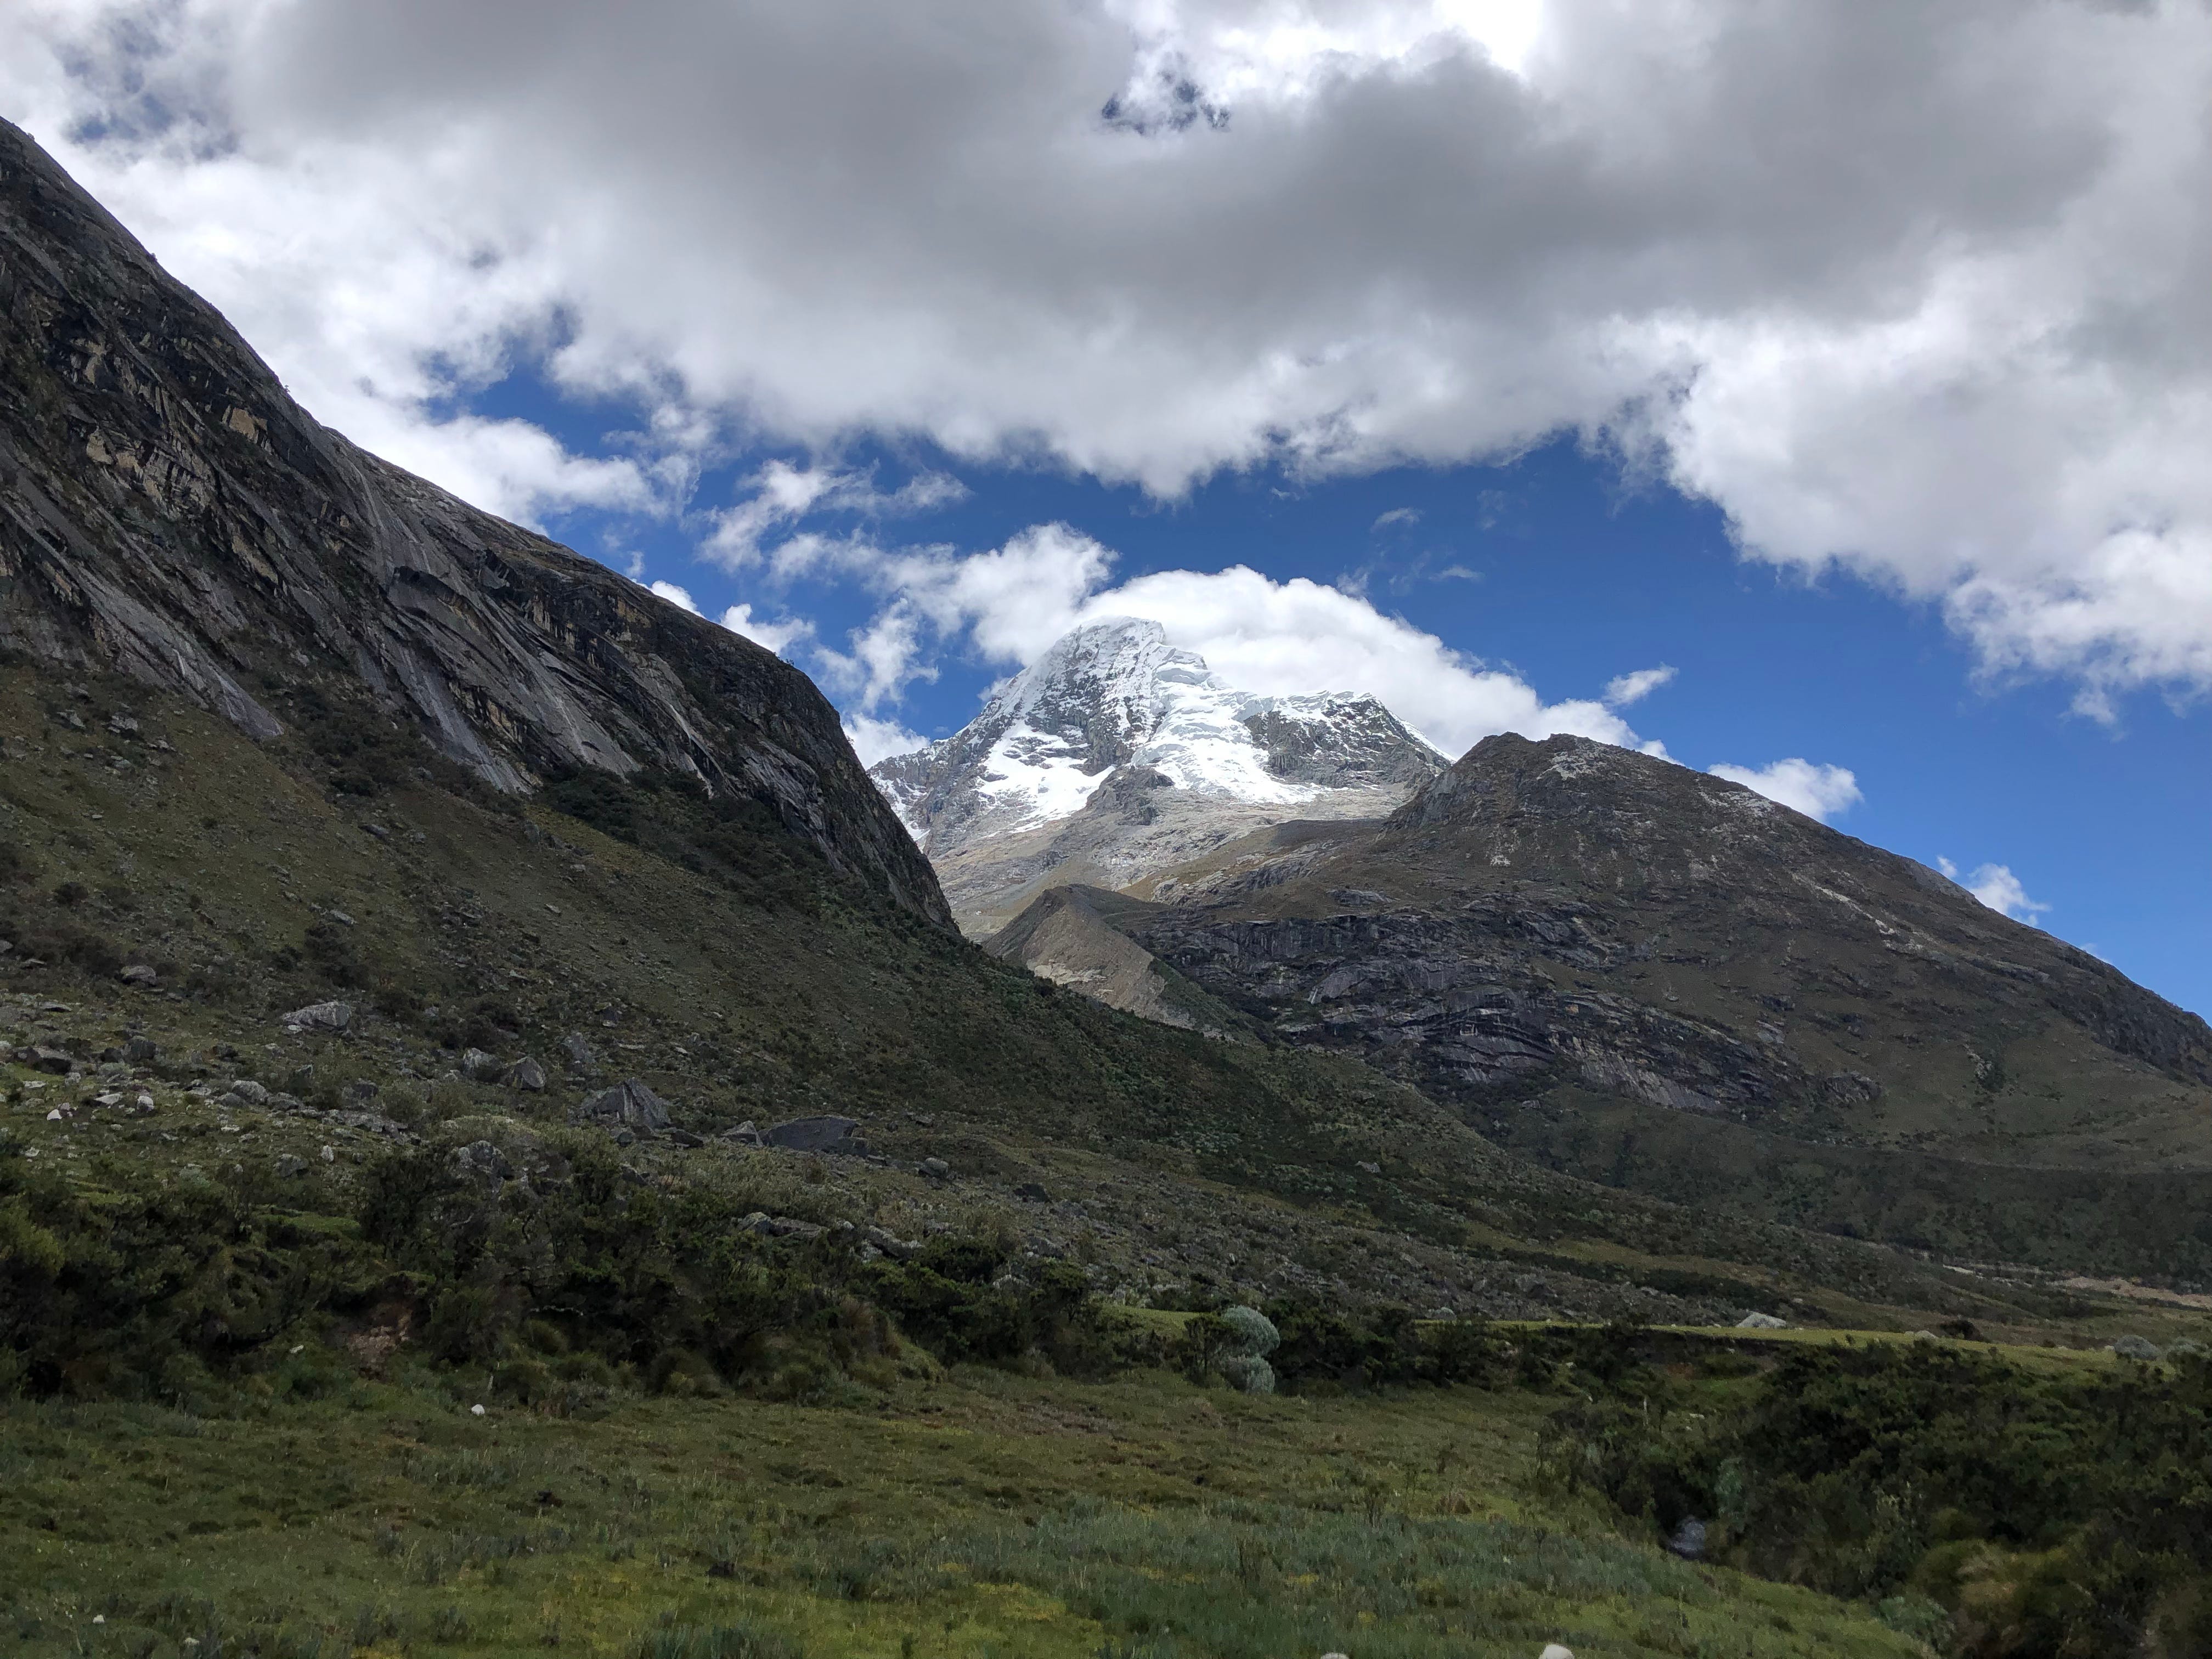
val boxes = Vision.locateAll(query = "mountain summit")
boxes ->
[871,618,1444,934]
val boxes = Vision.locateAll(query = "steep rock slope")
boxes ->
[998,734,2212,1273]
[0,117,945,926]
[872,618,1442,933]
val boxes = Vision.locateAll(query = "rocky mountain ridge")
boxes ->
[987,733,2212,1275]
[0,116,946,927]
[871,617,1443,934]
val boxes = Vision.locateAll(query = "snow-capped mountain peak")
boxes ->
[870,617,1444,853]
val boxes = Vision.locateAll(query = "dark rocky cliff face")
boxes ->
[0,117,947,927]
[1018,733,2212,1270]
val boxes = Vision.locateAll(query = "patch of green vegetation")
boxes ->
[0,1368,1926,1659]
[1545,1337,2212,1657]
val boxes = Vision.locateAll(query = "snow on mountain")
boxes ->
[872,618,1444,852]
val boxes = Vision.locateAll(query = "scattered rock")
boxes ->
[1735,1312,1788,1330]
[764,1115,864,1153]
[719,1120,764,1146]
[26,1046,74,1075]
[1355,1160,1381,1176]
[573,1078,673,1137]
[46,1104,74,1121]
[2108,1334,2162,1361]
[134,1093,155,1114]
[458,1048,503,1081]
[327,910,356,927]
[920,1156,951,1181]
[118,963,158,988]
[559,1032,595,1072]
[1014,1181,1051,1202]
[274,1153,309,1178]
[502,1057,548,1091]
[1666,1517,1707,1560]
[321,1145,336,1162]
[362,822,391,842]
[226,1080,270,1107]
[665,1129,705,1149]
[125,1036,158,1063]
[1427,1307,1457,1322]
[447,1140,513,1182]
[865,1226,919,1260]
[345,1079,380,1103]
[281,1000,354,1034]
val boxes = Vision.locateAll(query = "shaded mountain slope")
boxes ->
[996,733,2212,1275]
[0,116,943,926]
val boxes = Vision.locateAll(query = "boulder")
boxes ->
[558,1032,594,1072]
[281,1001,354,1034]
[1014,1181,1051,1203]
[503,1057,548,1092]
[573,1079,673,1137]
[719,1120,764,1146]
[345,1079,380,1103]
[665,1128,705,1149]
[461,1048,504,1082]
[764,1115,862,1153]
[1666,1517,1707,1560]
[446,1139,513,1182]
[1736,1312,1788,1330]
[226,1080,270,1107]
[26,1046,74,1075]
[134,1093,155,1114]
[864,1226,919,1261]
[124,1036,159,1064]
[274,1153,309,1178]
[118,963,157,988]
[920,1157,951,1181]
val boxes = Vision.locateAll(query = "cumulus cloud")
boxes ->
[843,713,930,768]
[8,0,2211,706]
[805,521,1641,755]
[1939,857,2050,923]
[1708,758,1862,821]
[1603,665,1674,708]
[645,579,811,656]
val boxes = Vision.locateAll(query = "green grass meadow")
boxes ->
[2,1363,1923,1659]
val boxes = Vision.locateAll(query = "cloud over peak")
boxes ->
[9,0,2210,707]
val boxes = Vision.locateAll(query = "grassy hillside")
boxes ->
[0,657,2163,1341]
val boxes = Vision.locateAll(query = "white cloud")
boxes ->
[843,713,929,768]
[719,603,815,656]
[1603,664,1674,708]
[647,579,811,655]
[810,522,1642,755]
[1708,758,1861,821]
[647,579,701,613]
[1938,857,2050,923]
[9,0,2212,708]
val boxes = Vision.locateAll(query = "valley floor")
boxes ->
[1,1362,1925,1659]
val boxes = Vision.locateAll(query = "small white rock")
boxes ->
[1540,1646,1576,1659]
[471,1403,487,1417]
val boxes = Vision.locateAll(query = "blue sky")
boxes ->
[8,0,2208,1013]
[505,415,2210,1017]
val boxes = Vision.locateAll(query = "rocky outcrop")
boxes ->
[993,732,2212,1260]
[0,117,946,927]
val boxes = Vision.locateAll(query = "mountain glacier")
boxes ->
[871,618,1444,934]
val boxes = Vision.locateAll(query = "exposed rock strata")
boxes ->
[0,117,946,926]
